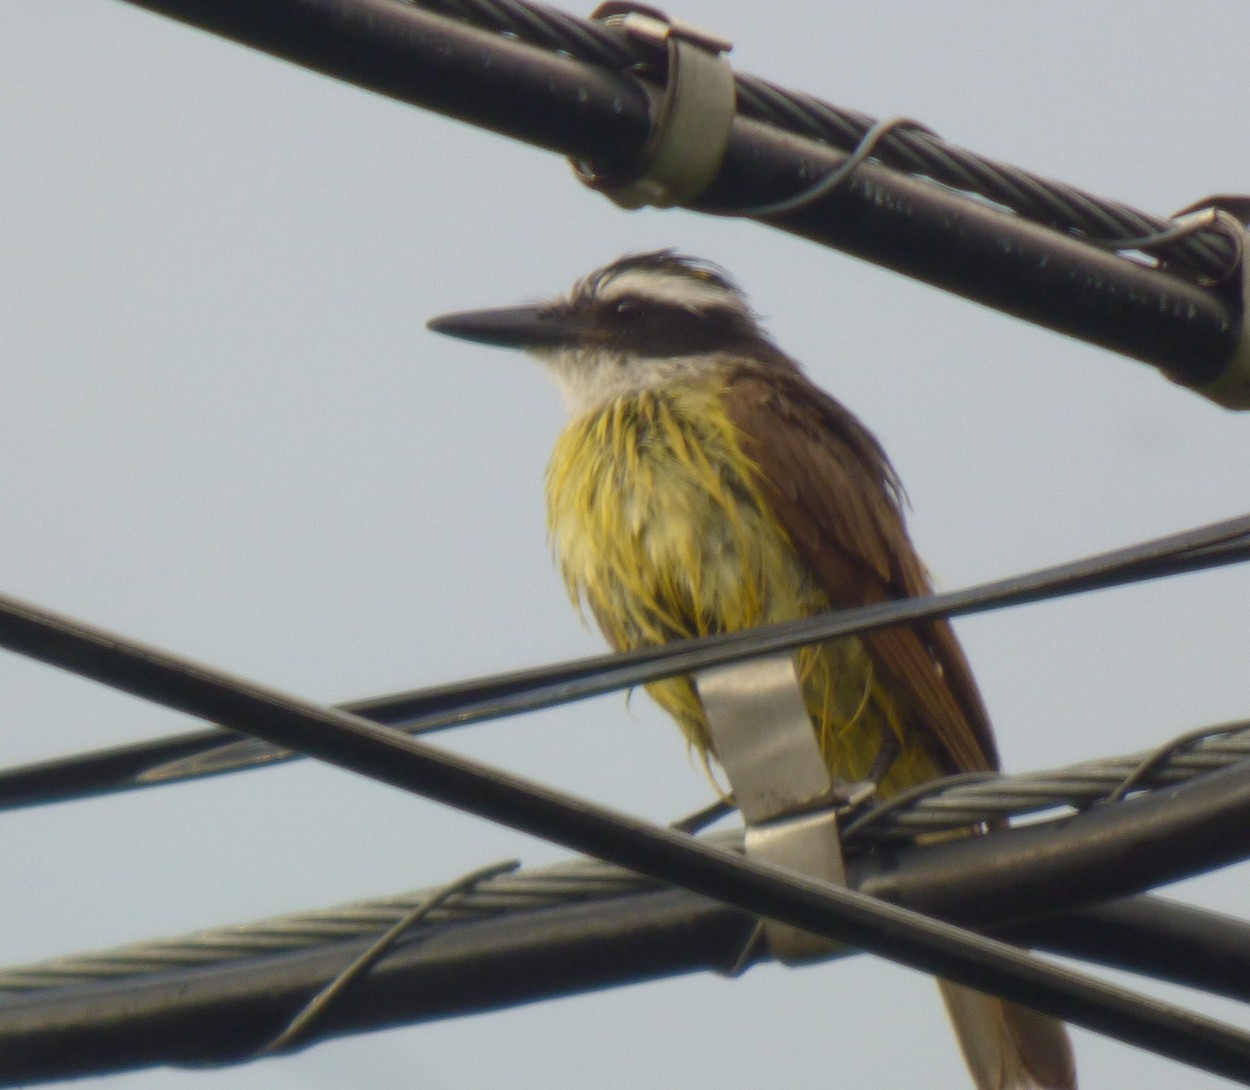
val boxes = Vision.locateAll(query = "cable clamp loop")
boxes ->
[1172,200,1250,409]
[572,4,735,209]
[697,655,846,963]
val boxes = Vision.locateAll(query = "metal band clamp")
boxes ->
[573,4,735,210]
[1191,208,1250,409]
[697,655,846,963]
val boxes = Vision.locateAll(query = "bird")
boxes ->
[427,249,1076,1090]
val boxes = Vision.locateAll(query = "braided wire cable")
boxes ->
[0,858,657,991]
[5,721,1248,994]
[848,719,1250,840]
[0,848,665,991]
[404,0,1237,283]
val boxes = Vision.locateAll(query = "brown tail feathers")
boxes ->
[938,981,1077,1090]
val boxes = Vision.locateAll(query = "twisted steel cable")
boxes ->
[5,721,1248,993]
[0,850,661,991]
[847,720,1250,840]
[404,0,1238,282]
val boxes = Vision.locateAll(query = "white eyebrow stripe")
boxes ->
[596,268,746,313]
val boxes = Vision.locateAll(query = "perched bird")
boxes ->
[427,250,1075,1090]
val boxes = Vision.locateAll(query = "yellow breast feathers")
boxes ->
[545,382,941,793]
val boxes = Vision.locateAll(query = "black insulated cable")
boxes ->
[115,0,1248,395]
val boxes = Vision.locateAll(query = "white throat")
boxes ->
[535,348,724,418]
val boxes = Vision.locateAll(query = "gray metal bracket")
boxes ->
[573,4,735,209]
[697,655,846,963]
[1188,207,1250,409]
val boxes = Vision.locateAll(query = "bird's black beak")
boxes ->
[426,303,582,350]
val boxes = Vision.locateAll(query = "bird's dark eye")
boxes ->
[613,297,640,319]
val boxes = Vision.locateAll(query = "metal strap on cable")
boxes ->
[572,3,735,209]
[697,656,846,962]
[1181,202,1250,408]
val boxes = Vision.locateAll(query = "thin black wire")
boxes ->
[316,513,1250,727]
[406,0,1237,282]
[1105,722,1250,804]
[739,115,936,217]
[254,859,519,1057]
[3,590,1250,1078]
[2,510,1248,811]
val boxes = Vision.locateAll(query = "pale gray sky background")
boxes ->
[4,2,1250,1087]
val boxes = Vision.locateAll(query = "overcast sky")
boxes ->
[4,2,1250,1087]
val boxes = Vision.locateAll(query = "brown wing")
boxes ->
[722,364,998,774]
